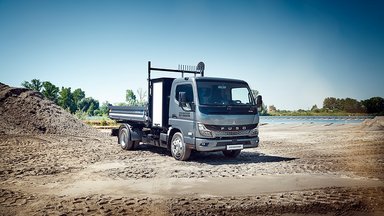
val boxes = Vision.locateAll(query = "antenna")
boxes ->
[196,62,205,76]
[148,61,205,77]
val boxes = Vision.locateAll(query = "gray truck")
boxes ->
[108,61,262,161]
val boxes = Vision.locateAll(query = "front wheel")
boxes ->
[171,132,191,161]
[222,150,241,158]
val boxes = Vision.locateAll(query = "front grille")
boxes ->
[203,123,257,137]
[213,130,251,137]
[205,124,257,131]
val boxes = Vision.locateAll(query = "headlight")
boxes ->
[198,123,213,137]
[249,126,259,136]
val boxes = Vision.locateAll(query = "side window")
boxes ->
[175,84,194,103]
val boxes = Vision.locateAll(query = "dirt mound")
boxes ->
[361,116,384,131]
[0,82,102,137]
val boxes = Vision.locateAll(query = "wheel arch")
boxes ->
[167,127,181,150]
[119,123,142,142]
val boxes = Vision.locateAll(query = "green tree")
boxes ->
[87,103,95,116]
[87,98,99,116]
[342,98,364,113]
[21,79,43,91]
[42,81,59,103]
[21,81,32,89]
[72,88,85,107]
[78,97,99,116]
[323,97,338,111]
[58,87,76,113]
[97,101,110,116]
[269,105,277,112]
[126,89,137,106]
[260,103,268,115]
[311,104,321,113]
[362,97,384,114]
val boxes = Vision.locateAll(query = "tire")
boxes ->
[222,150,241,158]
[119,126,135,150]
[170,132,191,161]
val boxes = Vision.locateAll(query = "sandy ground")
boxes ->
[1,122,383,215]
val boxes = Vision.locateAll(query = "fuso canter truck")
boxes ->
[108,61,263,161]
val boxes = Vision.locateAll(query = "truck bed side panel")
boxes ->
[108,106,147,123]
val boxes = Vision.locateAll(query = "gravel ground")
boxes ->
[1,122,383,215]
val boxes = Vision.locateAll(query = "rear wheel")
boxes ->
[222,150,241,158]
[119,126,135,150]
[171,132,191,161]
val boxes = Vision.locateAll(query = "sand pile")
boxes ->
[361,116,384,131]
[0,82,101,137]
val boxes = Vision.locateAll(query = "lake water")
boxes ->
[259,116,374,124]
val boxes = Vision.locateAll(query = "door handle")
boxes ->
[171,114,177,118]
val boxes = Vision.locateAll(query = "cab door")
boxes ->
[169,83,196,146]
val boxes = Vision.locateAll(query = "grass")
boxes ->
[83,119,118,127]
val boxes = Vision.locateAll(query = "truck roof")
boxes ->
[175,76,248,84]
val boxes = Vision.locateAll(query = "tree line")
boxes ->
[21,79,148,118]
[268,96,384,115]
[322,97,384,114]
[21,79,109,117]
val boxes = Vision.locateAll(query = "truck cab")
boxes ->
[109,62,262,161]
[166,77,260,160]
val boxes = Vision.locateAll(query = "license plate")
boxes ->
[227,144,243,150]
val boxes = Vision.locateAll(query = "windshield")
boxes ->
[197,80,255,106]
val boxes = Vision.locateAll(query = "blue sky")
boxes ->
[1,0,383,110]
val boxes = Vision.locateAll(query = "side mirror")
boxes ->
[178,92,195,111]
[256,95,263,108]
[179,92,187,107]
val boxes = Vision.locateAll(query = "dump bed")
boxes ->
[108,106,148,123]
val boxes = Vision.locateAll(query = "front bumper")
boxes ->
[193,136,259,152]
